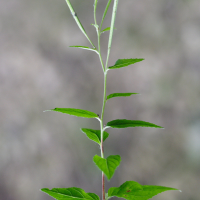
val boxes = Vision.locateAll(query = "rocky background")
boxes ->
[0,0,200,200]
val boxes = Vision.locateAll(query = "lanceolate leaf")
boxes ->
[101,27,116,34]
[107,93,139,100]
[101,27,111,33]
[108,181,179,200]
[100,0,113,31]
[108,59,144,70]
[105,0,119,68]
[93,155,121,181]
[70,46,98,54]
[65,0,95,48]
[81,128,109,144]
[106,119,164,129]
[41,187,100,200]
[44,108,98,118]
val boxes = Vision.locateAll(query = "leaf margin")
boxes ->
[107,181,179,200]
[44,108,99,119]
[41,187,100,200]
[81,128,109,144]
[93,155,121,181]
[108,58,144,70]
[106,119,164,129]
[106,93,139,101]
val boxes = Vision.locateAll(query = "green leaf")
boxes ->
[108,59,144,70]
[101,27,111,33]
[101,27,116,34]
[107,93,139,100]
[106,119,164,129]
[81,128,109,144]
[70,46,98,54]
[41,187,100,200]
[44,108,98,118]
[105,0,119,69]
[108,181,179,200]
[93,155,121,181]
[100,0,113,31]
[65,0,95,48]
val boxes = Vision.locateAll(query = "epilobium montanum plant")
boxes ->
[41,1,181,200]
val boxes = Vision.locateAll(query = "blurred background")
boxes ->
[0,0,200,199]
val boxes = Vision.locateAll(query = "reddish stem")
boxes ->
[102,173,105,200]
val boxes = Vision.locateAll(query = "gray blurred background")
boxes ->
[0,0,200,199]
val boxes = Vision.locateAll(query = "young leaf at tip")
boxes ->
[106,93,139,101]
[105,0,119,69]
[81,128,109,145]
[108,58,144,70]
[69,46,98,54]
[41,187,100,200]
[100,0,113,31]
[93,155,121,181]
[106,119,164,129]
[100,27,116,34]
[44,108,99,118]
[101,27,111,33]
[108,181,179,200]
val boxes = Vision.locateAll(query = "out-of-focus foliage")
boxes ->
[0,0,200,200]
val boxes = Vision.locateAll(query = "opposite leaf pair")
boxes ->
[41,181,179,200]
[41,0,180,200]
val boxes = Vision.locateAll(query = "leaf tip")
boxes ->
[43,110,52,112]
[40,188,48,192]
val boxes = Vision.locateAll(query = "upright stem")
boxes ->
[94,1,118,200]
[94,1,105,200]
[100,72,107,200]
[105,0,118,69]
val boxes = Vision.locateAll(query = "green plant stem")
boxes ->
[94,0,105,72]
[97,31,105,72]
[99,71,107,200]
[99,72,108,159]
[94,1,119,200]
[94,1,118,200]
[93,2,107,200]
[94,0,98,26]
[105,0,119,69]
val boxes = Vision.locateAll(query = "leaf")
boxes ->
[100,0,113,31]
[106,119,164,129]
[44,108,98,118]
[108,181,179,200]
[105,0,119,68]
[70,46,98,54]
[81,128,109,144]
[65,0,95,48]
[101,27,116,34]
[108,59,144,70]
[41,187,100,200]
[101,27,111,33]
[93,155,121,180]
[107,93,139,100]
